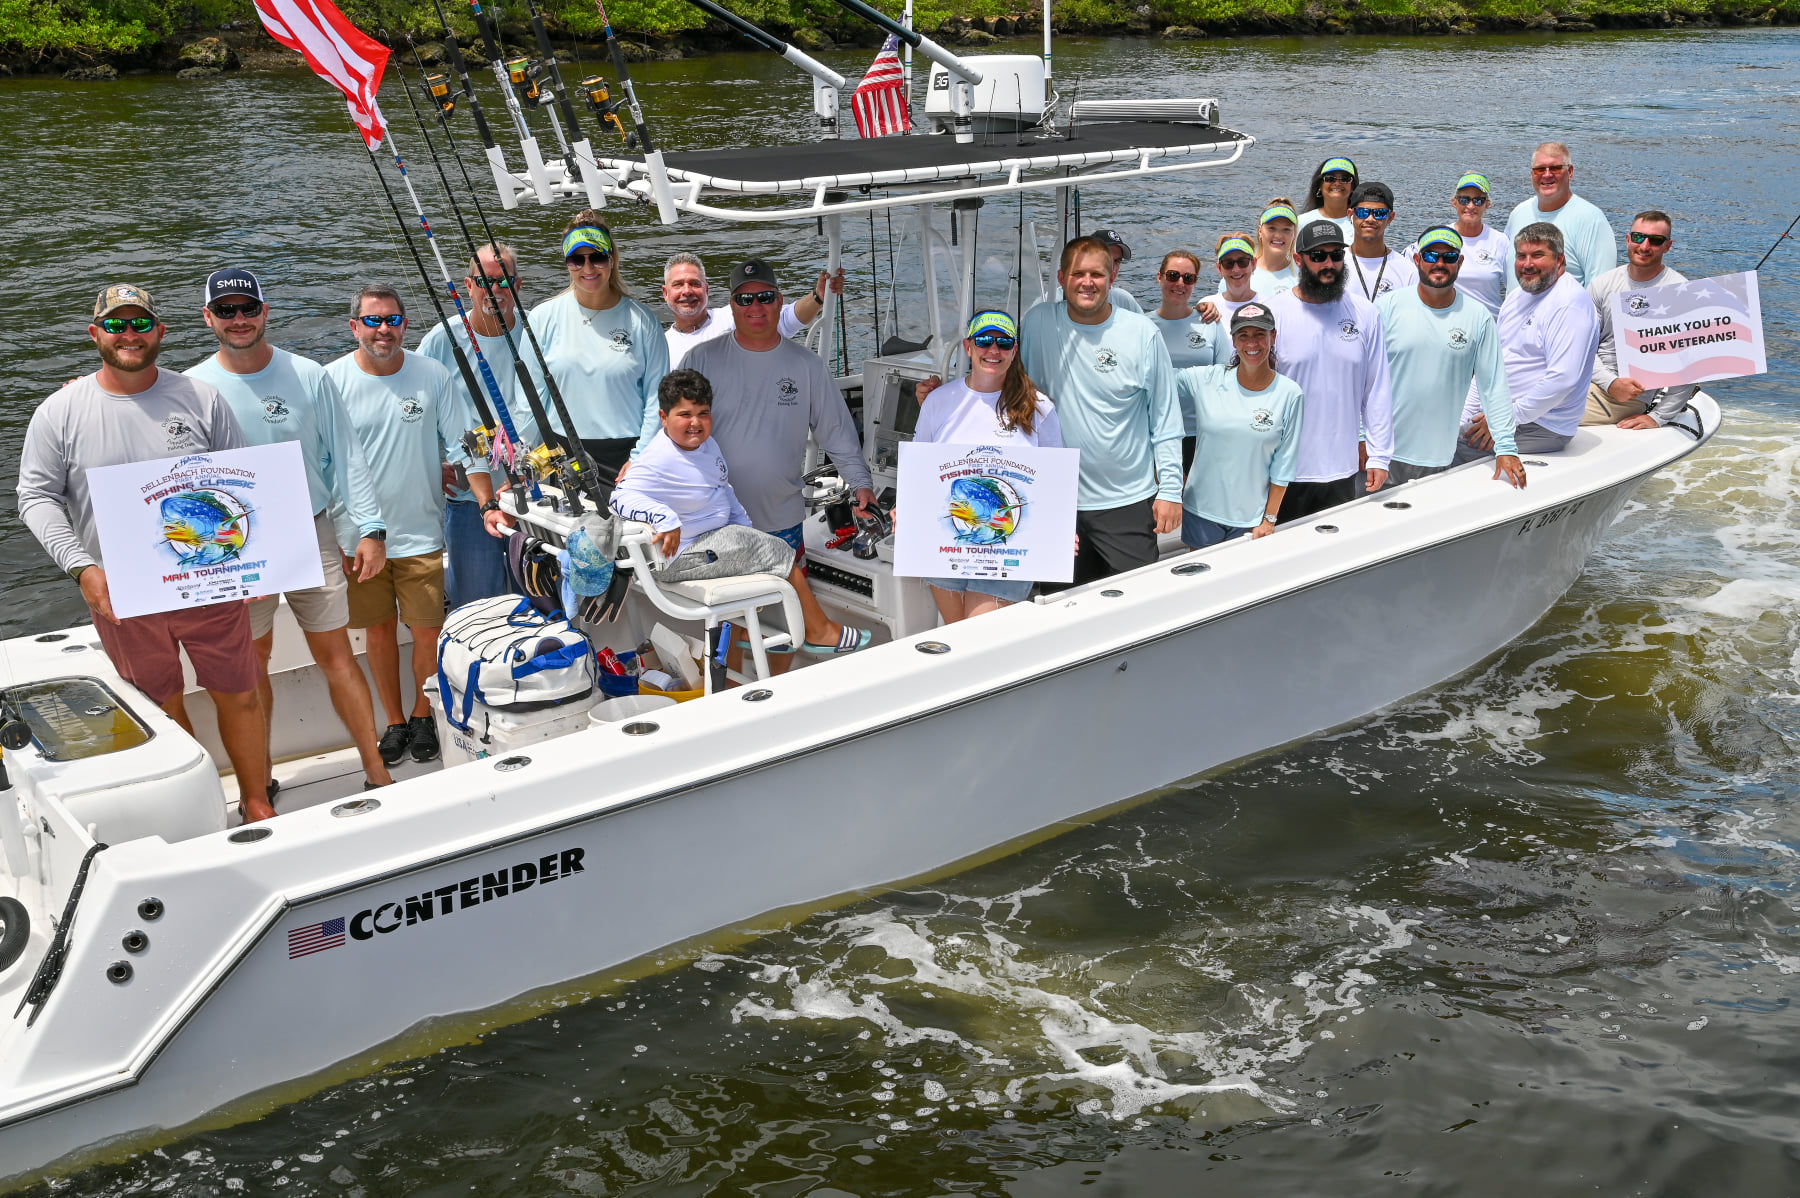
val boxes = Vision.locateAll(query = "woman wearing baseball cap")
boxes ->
[1444,171,1511,316]
[1173,301,1304,549]
[911,310,1064,623]
[1298,157,1359,243]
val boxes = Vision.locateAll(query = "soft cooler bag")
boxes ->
[436,595,597,732]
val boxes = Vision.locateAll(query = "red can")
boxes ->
[597,647,628,676]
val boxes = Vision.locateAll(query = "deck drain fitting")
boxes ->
[137,898,163,921]
[61,645,89,653]
[1315,524,1340,534]
[1100,589,1124,598]
[916,641,952,655]
[1383,501,1412,510]
[621,722,659,736]
[227,826,271,844]
[742,689,774,702]
[106,961,133,984]
[121,931,148,954]
[1171,561,1211,576]
[33,633,67,643]
[494,755,531,772]
[331,798,381,818]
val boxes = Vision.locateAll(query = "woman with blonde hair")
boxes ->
[1242,199,1299,296]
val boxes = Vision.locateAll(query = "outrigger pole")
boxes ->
[824,0,983,143]
[396,34,609,514]
[678,0,846,140]
[585,0,680,223]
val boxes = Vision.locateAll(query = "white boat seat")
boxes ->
[614,522,803,693]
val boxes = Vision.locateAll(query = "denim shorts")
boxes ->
[926,574,1034,602]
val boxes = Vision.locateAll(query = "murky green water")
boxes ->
[5,26,1799,1196]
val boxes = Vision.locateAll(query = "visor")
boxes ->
[562,226,614,259]
[1216,237,1257,261]
[1456,171,1491,194]
[967,310,1017,339]
[1418,226,1465,252]
[1321,157,1357,177]
[1260,203,1298,226]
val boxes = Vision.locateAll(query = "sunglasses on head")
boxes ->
[1627,231,1670,246]
[358,313,405,328]
[970,332,1016,349]
[99,316,156,334]
[1353,206,1391,220]
[1454,195,1489,206]
[732,290,780,307]
[210,299,263,319]
[567,251,613,267]
[1217,257,1254,271]
[1162,269,1198,284]
[1303,249,1346,263]
[1420,248,1462,264]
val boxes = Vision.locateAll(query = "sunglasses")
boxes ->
[470,275,513,288]
[209,300,264,319]
[1454,195,1489,206]
[1531,164,1569,175]
[567,251,613,267]
[1217,257,1254,271]
[1162,270,1198,284]
[1303,249,1346,263]
[732,290,779,307]
[99,316,157,334]
[1322,173,1353,184]
[970,333,1016,349]
[1353,206,1391,220]
[1627,232,1670,246]
[1420,249,1462,264]
[358,313,405,328]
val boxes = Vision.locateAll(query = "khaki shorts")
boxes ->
[347,552,446,631]
[249,510,351,639]
[1582,381,1650,426]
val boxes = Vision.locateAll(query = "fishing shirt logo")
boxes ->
[261,396,291,424]
[1625,292,1651,316]
[1337,319,1360,342]
[1448,328,1469,349]
[775,378,800,406]
[1186,330,1208,348]
[608,329,632,353]
[398,396,426,423]
[161,417,196,450]
[1094,348,1118,373]
[1250,408,1274,432]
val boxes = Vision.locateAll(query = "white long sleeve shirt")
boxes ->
[1494,271,1602,437]
[1267,290,1395,479]
[608,430,749,556]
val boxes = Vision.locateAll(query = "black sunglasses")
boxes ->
[210,300,264,319]
[1454,195,1489,207]
[358,313,405,328]
[732,290,780,307]
[1217,257,1254,271]
[1627,232,1670,246]
[970,333,1016,349]
[1303,249,1346,263]
[1162,270,1198,285]
[567,251,613,267]
[99,316,157,334]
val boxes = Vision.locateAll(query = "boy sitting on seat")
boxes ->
[610,369,871,655]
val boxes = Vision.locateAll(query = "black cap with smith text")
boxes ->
[204,269,265,306]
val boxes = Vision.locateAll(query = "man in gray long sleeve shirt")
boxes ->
[1583,210,1697,429]
[17,284,274,821]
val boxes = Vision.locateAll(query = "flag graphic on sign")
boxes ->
[253,0,390,149]
[1616,270,1766,389]
[852,35,912,138]
[288,916,347,959]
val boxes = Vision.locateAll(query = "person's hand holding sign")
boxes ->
[78,565,119,625]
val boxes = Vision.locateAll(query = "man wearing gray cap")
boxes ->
[18,284,276,822]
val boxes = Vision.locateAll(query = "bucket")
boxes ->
[590,694,677,724]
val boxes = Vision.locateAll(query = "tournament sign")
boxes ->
[1613,270,1767,389]
[894,441,1080,585]
[86,442,324,619]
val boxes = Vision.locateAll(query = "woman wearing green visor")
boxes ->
[1298,157,1359,244]
[525,210,669,497]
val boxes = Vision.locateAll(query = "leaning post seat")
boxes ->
[614,522,804,691]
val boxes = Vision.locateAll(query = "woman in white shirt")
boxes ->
[1241,199,1299,296]
[1447,171,1511,316]
[911,311,1063,623]
[1296,157,1358,243]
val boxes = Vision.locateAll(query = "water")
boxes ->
[6,27,1800,1196]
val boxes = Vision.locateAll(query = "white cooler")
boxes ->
[426,687,601,767]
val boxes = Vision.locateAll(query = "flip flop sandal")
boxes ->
[800,626,873,655]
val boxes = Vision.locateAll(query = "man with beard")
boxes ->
[18,284,275,822]
[1267,221,1394,521]
[187,269,394,796]
[1346,182,1418,302]
[1020,235,1182,584]
[1375,229,1523,488]
[327,285,502,766]
[1456,223,1601,461]
[661,252,842,366]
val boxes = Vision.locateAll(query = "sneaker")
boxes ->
[378,722,412,766]
[408,715,440,763]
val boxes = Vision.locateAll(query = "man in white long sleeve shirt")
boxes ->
[1457,223,1602,461]
[1268,220,1395,520]
[661,252,841,366]
[610,369,871,655]
[1583,210,1697,429]
[1504,142,1616,287]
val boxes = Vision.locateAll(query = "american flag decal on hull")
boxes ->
[288,916,346,959]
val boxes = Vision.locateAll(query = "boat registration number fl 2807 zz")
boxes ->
[288,846,588,958]
[1516,499,1585,536]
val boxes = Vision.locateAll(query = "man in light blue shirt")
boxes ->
[327,284,502,768]
[1504,142,1616,287]
[1375,230,1525,490]
[1021,235,1183,584]
[186,268,394,794]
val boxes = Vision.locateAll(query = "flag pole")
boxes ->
[902,0,913,116]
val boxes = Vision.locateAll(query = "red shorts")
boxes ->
[91,602,259,704]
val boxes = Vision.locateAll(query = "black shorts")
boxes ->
[1068,498,1159,586]
[1278,475,1358,523]
[580,437,638,506]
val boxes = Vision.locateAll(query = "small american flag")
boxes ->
[852,35,911,138]
[288,916,346,959]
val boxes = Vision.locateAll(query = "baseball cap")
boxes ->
[561,225,614,259]
[966,310,1017,339]
[1090,229,1133,261]
[1297,220,1347,252]
[204,268,264,306]
[1351,181,1395,210]
[1418,226,1465,252]
[1229,301,1277,334]
[1456,171,1491,194]
[93,282,160,322]
[727,258,780,292]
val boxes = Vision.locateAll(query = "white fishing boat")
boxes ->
[0,27,1724,1184]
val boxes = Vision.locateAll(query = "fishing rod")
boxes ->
[1753,210,1800,272]
[398,34,607,513]
[586,0,679,223]
[515,0,616,207]
[362,130,537,512]
[824,0,982,143]
[454,0,557,206]
[677,0,845,139]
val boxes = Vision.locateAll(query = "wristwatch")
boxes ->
[480,498,502,514]
[1260,513,1277,525]
[365,529,387,542]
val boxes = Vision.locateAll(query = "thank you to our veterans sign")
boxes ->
[1613,270,1767,389]
[87,442,323,619]
[894,441,1079,584]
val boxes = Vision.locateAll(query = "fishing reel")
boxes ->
[522,441,567,485]
[505,57,550,108]
[420,71,455,118]
[461,426,493,465]
[579,76,629,143]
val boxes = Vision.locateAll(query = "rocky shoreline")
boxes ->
[8,2,1795,80]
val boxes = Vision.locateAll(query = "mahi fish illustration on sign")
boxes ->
[946,466,1026,546]
[159,488,251,565]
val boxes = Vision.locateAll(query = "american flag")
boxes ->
[288,916,346,959]
[253,0,390,149]
[1616,270,1766,389]
[852,35,912,138]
